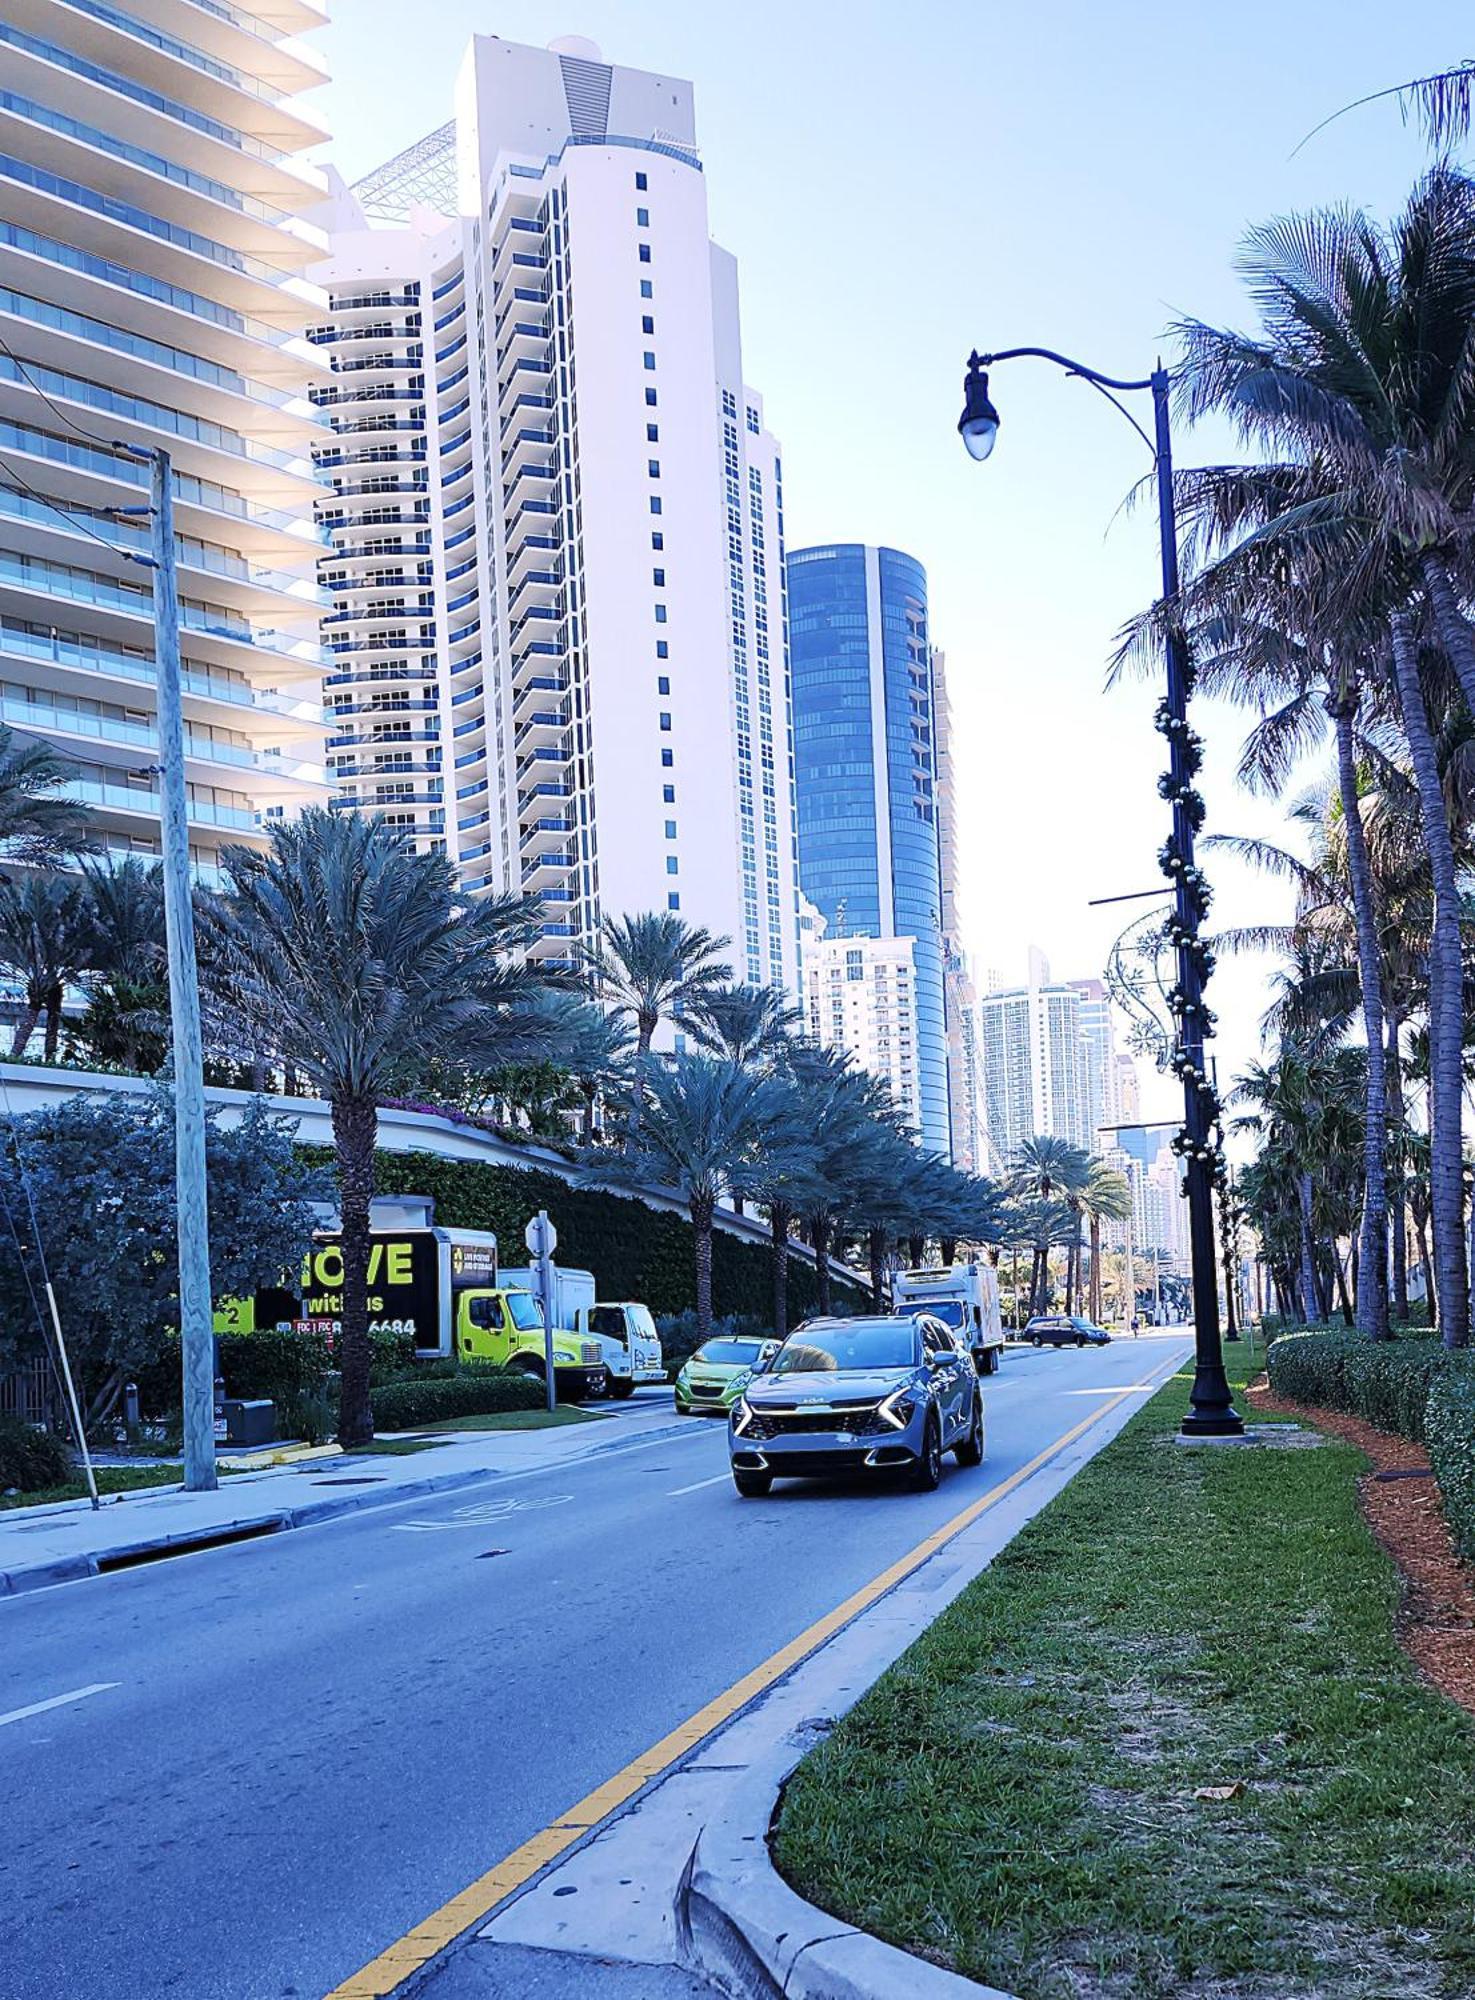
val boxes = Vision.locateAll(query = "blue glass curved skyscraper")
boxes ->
[787,543,950,1157]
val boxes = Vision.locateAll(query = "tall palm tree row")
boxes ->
[1138,163,1475,1348]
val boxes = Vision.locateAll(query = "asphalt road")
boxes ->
[1,1332,1190,2000]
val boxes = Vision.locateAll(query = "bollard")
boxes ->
[123,1381,141,1429]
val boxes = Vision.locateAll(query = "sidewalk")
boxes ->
[0,1399,687,1598]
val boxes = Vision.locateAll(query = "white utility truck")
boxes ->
[500,1267,664,1398]
[892,1261,1005,1374]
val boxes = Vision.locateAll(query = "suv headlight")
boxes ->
[732,1397,755,1436]
[877,1386,916,1430]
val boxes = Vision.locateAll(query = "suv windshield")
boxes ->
[904,1299,964,1328]
[772,1323,917,1374]
[694,1339,763,1366]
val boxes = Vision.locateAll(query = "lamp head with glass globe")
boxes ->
[958,351,1000,460]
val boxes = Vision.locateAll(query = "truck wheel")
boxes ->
[607,1377,635,1400]
[515,1356,546,1383]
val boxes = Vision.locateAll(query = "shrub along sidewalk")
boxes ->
[772,1355,1475,2000]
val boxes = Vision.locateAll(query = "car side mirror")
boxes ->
[754,1340,779,1374]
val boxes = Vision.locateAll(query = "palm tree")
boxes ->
[1163,168,1475,1346]
[585,912,731,1135]
[1009,1135,1091,1315]
[0,872,89,1060]
[584,1054,799,1344]
[0,727,92,865]
[1079,1162,1133,1325]
[692,982,802,1067]
[742,1067,825,1345]
[216,811,551,1445]
[523,991,634,1144]
[73,856,170,1074]
[786,1044,890,1317]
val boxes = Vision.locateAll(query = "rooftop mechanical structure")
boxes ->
[352,121,458,222]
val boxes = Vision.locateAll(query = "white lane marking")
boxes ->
[667,1472,731,1497]
[390,1493,573,1534]
[0,1682,118,1729]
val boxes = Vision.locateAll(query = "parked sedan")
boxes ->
[728,1313,984,1497]
[1025,1314,1112,1348]
[674,1335,778,1415]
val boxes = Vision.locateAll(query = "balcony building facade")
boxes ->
[0,0,332,880]
[312,35,801,986]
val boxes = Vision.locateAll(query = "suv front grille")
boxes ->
[746,1404,888,1440]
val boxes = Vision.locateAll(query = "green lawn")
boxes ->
[410,1406,603,1435]
[773,1357,1475,2000]
[0,1462,239,1510]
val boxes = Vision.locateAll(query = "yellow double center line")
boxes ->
[327,1347,1186,1998]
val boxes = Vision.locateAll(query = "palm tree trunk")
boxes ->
[811,1214,832,1317]
[771,1200,792,1343]
[627,1016,656,1144]
[580,1081,596,1146]
[868,1226,886,1311]
[9,999,39,1060]
[331,1092,378,1447]
[42,984,63,1064]
[1297,1173,1322,1324]
[1389,611,1468,1347]
[1421,552,1475,715]
[1333,1246,1354,1327]
[1331,698,1389,1339]
[692,1193,714,1342]
[940,1235,958,1265]
[1089,1215,1102,1322]
[1387,1011,1409,1322]
[1416,1219,1436,1329]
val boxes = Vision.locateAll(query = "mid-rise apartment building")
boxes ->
[804,931,926,1137]
[0,0,332,881]
[787,542,949,1155]
[312,35,801,987]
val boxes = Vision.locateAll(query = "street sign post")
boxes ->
[525,1211,558,1411]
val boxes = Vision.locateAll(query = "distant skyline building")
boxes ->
[1070,977,1119,1150]
[979,949,1089,1161]
[787,542,949,1155]
[804,932,927,1140]
[0,0,332,882]
[313,34,801,988]
[933,649,984,1172]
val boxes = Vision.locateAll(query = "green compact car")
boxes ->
[674,1335,778,1415]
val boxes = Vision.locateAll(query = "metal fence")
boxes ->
[0,1355,57,1429]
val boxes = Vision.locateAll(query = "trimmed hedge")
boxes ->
[1266,1331,1459,1443]
[0,1414,72,1493]
[371,1367,545,1430]
[1426,1373,1475,1562]
[1267,1328,1475,1563]
[298,1145,869,1325]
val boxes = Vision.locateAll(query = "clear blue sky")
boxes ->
[309,1,1464,1130]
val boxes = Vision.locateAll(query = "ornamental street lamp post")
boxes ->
[959,347,1242,1435]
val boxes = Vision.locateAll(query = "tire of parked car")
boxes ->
[910,1410,944,1492]
[954,1394,985,1467]
[733,1468,772,1498]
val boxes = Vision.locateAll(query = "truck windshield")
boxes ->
[505,1292,543,1331]
[588,1307,628,1338]
[905,1299,965,1328]
[772,1324,917,1373]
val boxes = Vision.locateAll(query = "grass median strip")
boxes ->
[773,1356,1475,2000]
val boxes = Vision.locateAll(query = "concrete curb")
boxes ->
[677,1751,1015,2000]
[0,1460,539,1599]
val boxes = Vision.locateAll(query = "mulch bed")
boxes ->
[1248,1376,1475,1715]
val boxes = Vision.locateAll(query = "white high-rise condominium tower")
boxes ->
[979,949,1091,1162]
[1070,977,1119,1150]
[312,35,801,986]
[0,0,331,881]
